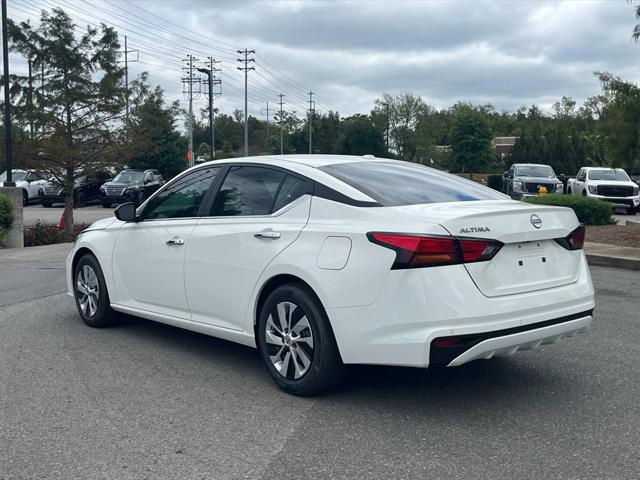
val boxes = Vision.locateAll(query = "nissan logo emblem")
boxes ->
[530,214,542,229]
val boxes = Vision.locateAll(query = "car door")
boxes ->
[111,165,222,319]
[576,169,586,194]
[184,165,312,331]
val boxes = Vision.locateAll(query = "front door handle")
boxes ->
[254,229,281,239]
[166,238,185,246]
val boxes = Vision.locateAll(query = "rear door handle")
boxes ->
[254,229,281,239]
[166,238,185,246]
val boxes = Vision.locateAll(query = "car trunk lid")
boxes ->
[390,200,582,297]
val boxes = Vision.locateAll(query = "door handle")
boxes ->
[254,229,281,239]
[166,238,185,246]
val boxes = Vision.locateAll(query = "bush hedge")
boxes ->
[0,194,15,247]
[24,221,90,247]
[524,194,614,225]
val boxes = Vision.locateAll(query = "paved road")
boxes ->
[23,204,115,227]
[1,245,639,479]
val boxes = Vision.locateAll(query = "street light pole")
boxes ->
[2,0,14,186]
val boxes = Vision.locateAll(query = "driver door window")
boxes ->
[143,167,221,220]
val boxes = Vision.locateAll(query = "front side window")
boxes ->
[211,166,287,216]
[143,167,220,220]
[319,162,504,206]
[588,169,629,181]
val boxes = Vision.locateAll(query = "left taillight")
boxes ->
[367,232,503,269]
[555,224,585,250]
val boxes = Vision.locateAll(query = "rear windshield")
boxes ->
[319,162,505,206]
[588,169,629,181]
[515,165,555,178]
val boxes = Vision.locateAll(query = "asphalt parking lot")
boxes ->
[1,245,639,479]
[23,204,115,226]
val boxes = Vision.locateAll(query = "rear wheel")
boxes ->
[257,283,345,396]
[22,190,28,206]
[73,254,118,328]
[102,202,111,208]
[41,202,52,208]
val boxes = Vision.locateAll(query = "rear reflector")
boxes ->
[368,232,503,269]
[555,225,585,251]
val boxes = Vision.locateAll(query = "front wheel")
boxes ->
[102,202,111,208]
[627,206,638,215]
[73,254,118,328]
[257,283,345,396]
[22,190,28,206]
[75,191,87,208]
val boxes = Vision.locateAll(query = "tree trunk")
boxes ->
[62,167,74,241]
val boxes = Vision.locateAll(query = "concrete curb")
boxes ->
[585,242,640,271]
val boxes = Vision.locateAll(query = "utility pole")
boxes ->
[237,49,255,157]
[119,35,139,128]
[278,93,285,155]
[261,101,271,139]
[27,58,33,139]
[384,102,390,155]
[2,0,13,186]
[307,91,314,154]
[182,54,201,167]
[197,57,221,160]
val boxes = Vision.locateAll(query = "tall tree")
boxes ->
[7,9,125,237]
[449,103,495,176]
[338,115,385,156]
[126,73,185,179]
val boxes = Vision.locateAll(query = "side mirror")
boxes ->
[114,202,138,222]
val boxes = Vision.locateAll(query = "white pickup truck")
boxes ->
[566,167,639,215]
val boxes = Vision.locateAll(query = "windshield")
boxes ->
[113,170,144,183]
[515,165,555,178]
[0,171,28,182]
[588,169,629,181]
[319,162,505,206]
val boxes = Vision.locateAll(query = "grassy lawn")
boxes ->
[586,223,640,249]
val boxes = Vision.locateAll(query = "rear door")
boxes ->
[184,165,312,330]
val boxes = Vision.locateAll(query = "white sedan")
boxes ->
[66,155,595,395]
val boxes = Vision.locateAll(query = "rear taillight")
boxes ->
[367,232,503,269]
[555,225,585,250]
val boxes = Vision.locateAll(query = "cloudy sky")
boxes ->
[8,0,640,120]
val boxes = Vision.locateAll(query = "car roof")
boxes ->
[513,163,552,167]
[194,155,398,203]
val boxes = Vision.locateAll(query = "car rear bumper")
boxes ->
[326,253,594,368]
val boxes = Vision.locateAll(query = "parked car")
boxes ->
[503,163,564,199]
[0,169,50,206]
[100,169,164,208]
[67,155,594,395]
[566,167,640,215]
[39,170,112,207]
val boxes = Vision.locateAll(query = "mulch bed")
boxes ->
[586,223,640,249]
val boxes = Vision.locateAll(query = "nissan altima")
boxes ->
[66,155,595,395]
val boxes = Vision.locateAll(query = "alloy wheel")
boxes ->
[265,301,314,379]
[76,264,100,317]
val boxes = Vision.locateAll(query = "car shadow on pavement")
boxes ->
[107,313,579,411]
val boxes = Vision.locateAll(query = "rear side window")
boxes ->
[319,162,504,206]
[211,166,286,216]
[273,175,312,212]
[143,167,220,220]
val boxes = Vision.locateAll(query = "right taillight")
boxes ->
[555,224,585,250]
[367,232,503,269]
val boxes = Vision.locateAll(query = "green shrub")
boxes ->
[487,174,503,192]
[0,194,15,247]
[23,221,90,247]
[524,194,614,225]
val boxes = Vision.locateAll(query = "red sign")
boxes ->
[186,150,191,161]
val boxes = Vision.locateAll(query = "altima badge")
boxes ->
[530,214,542,229]
[459,227,491,234]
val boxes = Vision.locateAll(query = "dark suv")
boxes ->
[100,169,164,207]
[39,170,112,207]
[503,163,564,199]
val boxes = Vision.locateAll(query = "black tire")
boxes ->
[626,206,638,215]
[257,283,345,396]
[41,202,52,208]
[102,202,111,208]
[75,191,87,208]
[567,187,572,195]
[22,190,28,206]
[73,253,118,328]
[582,190,587,197]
